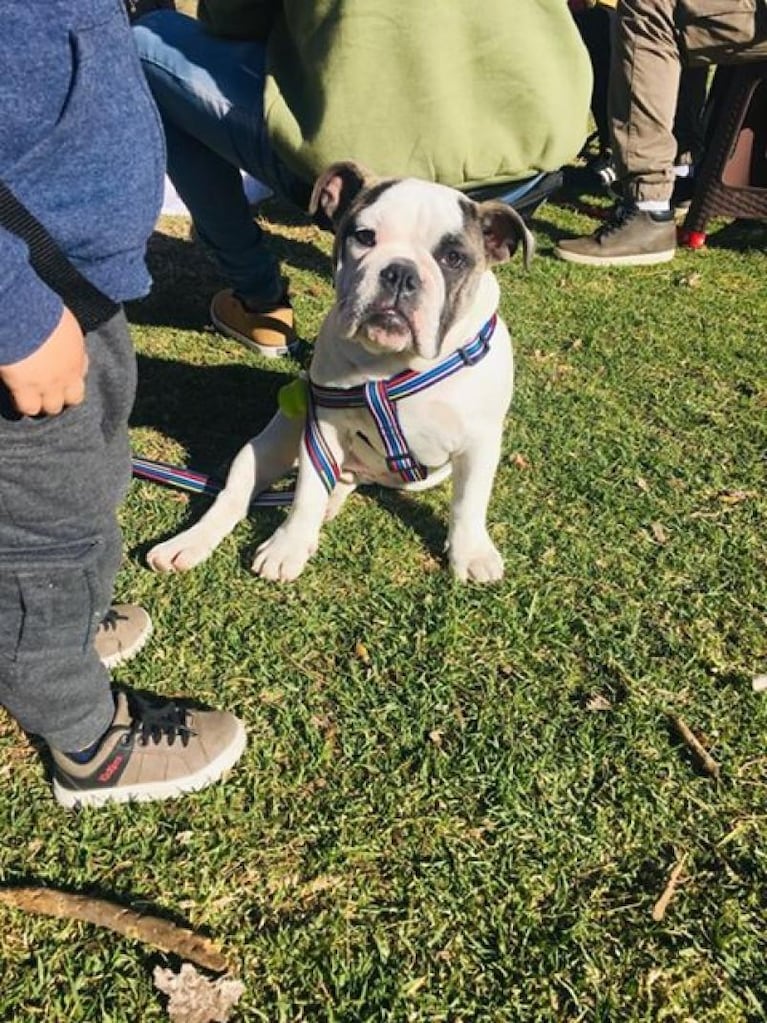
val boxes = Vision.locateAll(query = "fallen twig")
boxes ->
[0,886,228,973]
[651,855,687,922]
[668,714,721,779]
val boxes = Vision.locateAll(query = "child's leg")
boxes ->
[0,312,135,753]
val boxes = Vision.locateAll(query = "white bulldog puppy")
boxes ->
[147,161,534,583]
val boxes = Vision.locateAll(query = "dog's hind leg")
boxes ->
[146,411,303,573]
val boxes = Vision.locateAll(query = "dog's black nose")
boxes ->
[379,260,420,299]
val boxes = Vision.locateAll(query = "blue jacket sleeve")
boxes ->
[0,225,64,365]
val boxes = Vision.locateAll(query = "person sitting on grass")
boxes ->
[133,0,592,358]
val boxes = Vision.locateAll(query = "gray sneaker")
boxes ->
[95,605,152,669]
[555,205,677,266]
[51,691,247,808]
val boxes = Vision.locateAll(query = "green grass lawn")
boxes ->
[1,188,766,1022]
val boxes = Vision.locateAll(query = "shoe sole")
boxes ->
[52,720,247,809]
[210,303,296,359]
[99,618,153,670]
[554,247,676,267]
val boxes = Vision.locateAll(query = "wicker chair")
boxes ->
[679,60,767,248]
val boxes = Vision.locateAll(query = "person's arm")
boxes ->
[0,226,87,416]
[197,0,277,39]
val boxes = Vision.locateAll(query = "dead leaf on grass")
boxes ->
[677,271,702,288]
[354,641,371,664]
[258,688,284,706]
[585,694,612,712]
[511,452,530,470]
[718,489,755,505]
[154,964,244,1023]
[650,522,669,545]
[403,975,428,998]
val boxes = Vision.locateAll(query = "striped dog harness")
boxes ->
[305,313,498,492]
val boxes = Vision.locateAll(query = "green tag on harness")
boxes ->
[278,377,309,418]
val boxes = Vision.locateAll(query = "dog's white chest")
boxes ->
[327,333,513,490]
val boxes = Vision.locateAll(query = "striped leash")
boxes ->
[131,456,294,508]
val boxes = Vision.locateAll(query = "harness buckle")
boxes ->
[458,340,488,367]
[386,452,421,474]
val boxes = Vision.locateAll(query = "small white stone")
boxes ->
[752,674,767,693]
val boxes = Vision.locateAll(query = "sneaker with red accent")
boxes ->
[51,690,246,808]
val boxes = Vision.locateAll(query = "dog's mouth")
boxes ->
[360,306,414,352]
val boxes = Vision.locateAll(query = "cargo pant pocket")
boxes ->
[0,537,104,665]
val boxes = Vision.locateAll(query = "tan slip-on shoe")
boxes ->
[210,288,296,358]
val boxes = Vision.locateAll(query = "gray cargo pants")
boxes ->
[610,0,767,203]
[0,311,134,752]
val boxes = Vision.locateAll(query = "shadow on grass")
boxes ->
[367,486,449,562]
[132,353,285,468]
[127,202,332,332]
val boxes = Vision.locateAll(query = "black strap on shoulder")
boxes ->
[0,180,119,334]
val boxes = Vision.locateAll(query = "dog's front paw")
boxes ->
[449,536,504,583]
[251,528,316,582]
[146,532,213,573]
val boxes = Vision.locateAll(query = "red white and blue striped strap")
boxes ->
[305,313,497,491]
[303,391,342,493]
[364,378,427,482]
[131,457,294,507]
[310,314,497,409]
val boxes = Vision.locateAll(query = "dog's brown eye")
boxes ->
[441,248,466,270]
[353,228,376,248]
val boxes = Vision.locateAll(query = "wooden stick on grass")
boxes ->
[668,713,721,779]
[0,886,228,973]
[652,855,687,922]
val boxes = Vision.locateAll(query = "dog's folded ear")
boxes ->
[477,201,536,270]
[310,161,375,232]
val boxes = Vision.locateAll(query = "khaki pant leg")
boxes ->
[610,0,682,203]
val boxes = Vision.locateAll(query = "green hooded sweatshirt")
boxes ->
[198,0,592,191]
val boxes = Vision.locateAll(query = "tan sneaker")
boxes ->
[94,604,152,669]
[555,205,677,266]
[210,288,296,358]
[51,691,247,808]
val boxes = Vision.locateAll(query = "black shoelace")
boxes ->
[595,203,636,240]
[99,607,127,632]
[127,694,194,748]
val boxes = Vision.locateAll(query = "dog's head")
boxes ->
[310,161,534,360]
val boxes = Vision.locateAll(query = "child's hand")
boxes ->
[0,306,88,416]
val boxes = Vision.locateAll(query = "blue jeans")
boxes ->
[134,11,305,304]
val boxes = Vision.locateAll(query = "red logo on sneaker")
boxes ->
[98,754,125,783]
